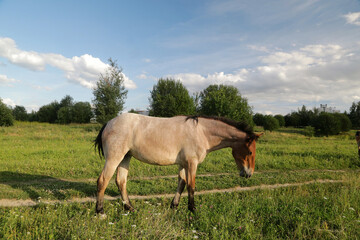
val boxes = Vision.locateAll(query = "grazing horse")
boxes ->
[356,131,360,157]
[94,113,262,214]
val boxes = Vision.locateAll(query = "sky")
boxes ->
[0,0,360,115]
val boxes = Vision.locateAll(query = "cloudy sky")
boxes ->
[1,0,360,115]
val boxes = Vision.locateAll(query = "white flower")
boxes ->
[193,236,199,239]
[323,197,328,200]
[132,225,136,228]
[109,222,114,225]
[192,230,197,233]
[349,207,355,211]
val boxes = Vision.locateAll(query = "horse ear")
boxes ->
[254,133,264,141]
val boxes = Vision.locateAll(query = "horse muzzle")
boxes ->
[240,167,253,178]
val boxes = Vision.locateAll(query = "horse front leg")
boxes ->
[186,161,198,212]
[115,154,134,211]
[170,167,186,209]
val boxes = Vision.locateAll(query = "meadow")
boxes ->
[0,122,359,239]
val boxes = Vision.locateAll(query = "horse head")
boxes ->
[232,133,263,178]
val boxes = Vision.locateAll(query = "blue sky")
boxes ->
[1,0,360,115]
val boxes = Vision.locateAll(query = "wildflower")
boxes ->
[193,236,199,239]
[349,207,355,211]
[323,197,328,200]
[132,225,136,228]
[27,232,30,235]
[109,222,114,225]
[189,216,192,220]
[239,226,242,230]
[122,213,129,216]
[213,227,217,230]
[192,230,197,233]
[157,203,161,206]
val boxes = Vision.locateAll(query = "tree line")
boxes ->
[1,58,360,137]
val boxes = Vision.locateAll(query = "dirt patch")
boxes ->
[0,179,345,207]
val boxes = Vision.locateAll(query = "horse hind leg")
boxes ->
[170,167,186,209]
[96,151,128,215]
[115,153,134,211]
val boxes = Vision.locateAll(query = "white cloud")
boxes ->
[169,44,360,114]
[168,70,248,92]
[2,98,16,107]
[344,12,360,26]
[0,74,17,86]
[0,37,137,89]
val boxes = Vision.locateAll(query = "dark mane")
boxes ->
[186,115,255,138]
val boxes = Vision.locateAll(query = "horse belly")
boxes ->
[130,147,179,166]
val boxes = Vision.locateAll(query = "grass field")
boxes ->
[1,122,360,239]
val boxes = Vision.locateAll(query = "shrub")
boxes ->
[303,126,315,137]
[253,113,266,126]
[333,113,352,132]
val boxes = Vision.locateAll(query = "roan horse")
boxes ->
[94,113,262,214]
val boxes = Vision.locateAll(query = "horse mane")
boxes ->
[186,115,255,140]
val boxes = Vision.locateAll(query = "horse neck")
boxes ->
[200,119,247,153]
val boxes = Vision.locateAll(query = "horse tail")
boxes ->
[94,123,107,159]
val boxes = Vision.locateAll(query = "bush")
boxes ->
[0,99,14,126]
[303,126,315,137]
[263,115,279,132]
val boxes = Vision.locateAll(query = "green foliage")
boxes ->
[334,113,352,132]
[0,99,14,126]
[303,126,315,137]
[72,102,93,123]
[314,113,341,136]
[149,78,195,117]
[199,84,253,125]
[57,106,73,124]
[274,114,285,127]
[349,101,360,128]
[93,58,128,124]
[37,101,60,123]
[12,105,28,121]
[263,115,279,132]
[285,112,300,127]
[253,113,266,126]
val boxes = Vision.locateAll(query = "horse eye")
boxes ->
[249,151,252,155]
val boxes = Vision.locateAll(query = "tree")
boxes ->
[12,105,28,121]
[253,113,266,126]
[72,102,93,123]
[274,114,285,127]
[284,113,300,127]
[149,78,195,117]
[37,101,60,123]
[263,115,279,132]
[349,101,360,128]
[334,113,352,132]
[57,106,73,124]
[93,58,128,124]
[199,84,253,125]
[0,99,14,126]
[313,113,341,136]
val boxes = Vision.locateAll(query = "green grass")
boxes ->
[1,122,360,239]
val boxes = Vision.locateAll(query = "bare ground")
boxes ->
[0,179,345,207]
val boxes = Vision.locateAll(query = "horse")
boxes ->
[94,113,262,214]
[356,131,360,157]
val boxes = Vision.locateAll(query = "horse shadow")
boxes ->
[0,171,118,201]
